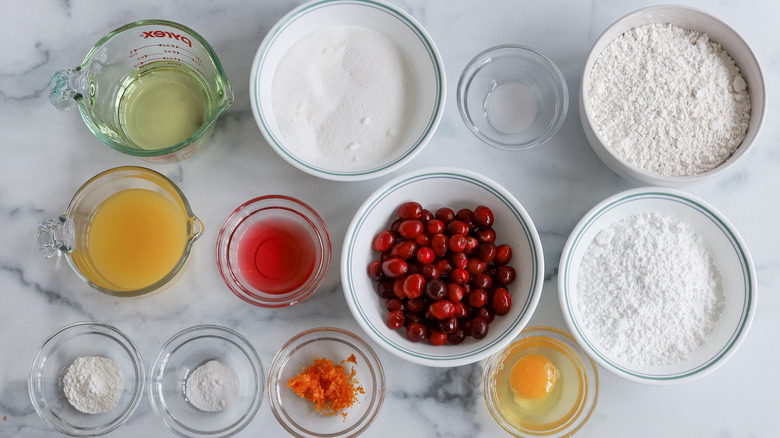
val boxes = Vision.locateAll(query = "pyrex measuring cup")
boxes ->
[50,20,233,163]
[37,166,204,297]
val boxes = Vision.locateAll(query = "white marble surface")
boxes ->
[2,0,779,437]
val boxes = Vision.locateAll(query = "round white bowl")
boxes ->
[558,188,756,384]
[580,5,765,186]
[341,167,545,367]
[250,0,445,181]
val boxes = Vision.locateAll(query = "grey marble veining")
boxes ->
[2,0,779,437]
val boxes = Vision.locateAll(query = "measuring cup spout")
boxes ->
[49,68,88,111]
[37,217,72,258]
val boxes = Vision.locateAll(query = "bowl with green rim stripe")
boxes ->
[558,187,756,384]
[250,0,445,181]
[341,167,544,367]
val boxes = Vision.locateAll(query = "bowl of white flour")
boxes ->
[558,188,756,384]
[250,0,445,181]
[580,5,765,186]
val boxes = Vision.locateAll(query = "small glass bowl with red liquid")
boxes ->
[217,195,331,307]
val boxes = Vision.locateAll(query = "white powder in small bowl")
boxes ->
[62,356,124,414]
[185,360,239,412]
[272,25,416,170]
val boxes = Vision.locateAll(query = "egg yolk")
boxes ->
[509,354,557,400]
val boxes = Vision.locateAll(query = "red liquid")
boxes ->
[236,217,317,294]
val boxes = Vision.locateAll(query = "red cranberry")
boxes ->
[406,322,428,342]
[398,202,423,219]
[373,230,396,252]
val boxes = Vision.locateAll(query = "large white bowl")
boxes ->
[341,167,544,367]
[250,0,445,181]
[558,188,756,384]
[580,5,766,186]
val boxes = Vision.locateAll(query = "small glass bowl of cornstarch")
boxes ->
[580,5,766,186]
[558,188,757,384]
[148,325,264,438]
[28,321,145,436]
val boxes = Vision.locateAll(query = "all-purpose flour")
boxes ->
[577,213,725,366]
[587,23,751,177]
[62,356,124,414]
[272,25,416,170]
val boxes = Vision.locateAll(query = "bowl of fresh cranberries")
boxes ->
[341,167,544,367]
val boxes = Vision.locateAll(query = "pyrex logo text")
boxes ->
[140,30,192,47]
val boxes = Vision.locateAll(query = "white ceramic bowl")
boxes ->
[342,167,544,367]
[580,5,766,186]
[250,0,445,181]
[558,188,756,384]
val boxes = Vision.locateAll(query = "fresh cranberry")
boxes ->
[446,283,465,302]
[476,228,496,243]
[448,329,466,345]
[368,260,383,281]
[381,258,408,278]
[450,252,468,269]
[416,246,435,265]
[468,317,489,339]
[496,266,516,285]
[372,230,396,252]
[468,288,488,308]
[435,259,453,276]
[402,273,425,298]
[447,220,469,236]
[449,234,467,252]
[438,316,458,334]
[429,330,448,346]
[425,219,445,235]
[398,202,423,219]
[387,309,405,329]
[386,297,404,312]
[425,278,447,300]
[467,258,487,275]
[421,264,440,279]
[390,240,417,260]
[492,288,512,316]
[415,232,431,247]
[471,273,492,290]
[495,244,513,266]
[474,206,494,228]
[435,207,455,223]
[456,208,477,230]
[477,242,496,262]
[451,267,470,285]
[398,220,423,239]
[406,322,428,342]
[429,299,456,319]
[406,297,427,313]
[431,233,448,258]
[376,279,395,299]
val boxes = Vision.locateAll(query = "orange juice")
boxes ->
[76,188,187,291]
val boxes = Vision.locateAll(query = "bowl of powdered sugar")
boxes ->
[28,321,145,436]
[558,188,756,384]
[250,0,445,181]
[580,5,766,186]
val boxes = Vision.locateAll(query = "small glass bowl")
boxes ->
[483,326,598,438]
[148,325,265,438]
[267,327,386,438]
[216,195,332,308]
[28,321,145,436]
[458,45,568,150]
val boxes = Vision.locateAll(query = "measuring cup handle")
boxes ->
[49,68,84,111]
[37,217,71,258]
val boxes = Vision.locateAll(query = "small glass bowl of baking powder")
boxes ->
[149,325,265,438]
[28,321,145,436]
[458,45,569,150]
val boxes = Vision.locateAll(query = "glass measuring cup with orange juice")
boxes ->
[49,20,233,163]
[38,166,203,296]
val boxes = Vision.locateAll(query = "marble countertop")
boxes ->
[2,0,778,437]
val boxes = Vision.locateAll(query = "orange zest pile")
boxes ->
[287,355,364,418]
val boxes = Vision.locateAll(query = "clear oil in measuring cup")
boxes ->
[116,62,211,151]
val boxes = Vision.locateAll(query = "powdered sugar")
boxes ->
[577,213,725,366]
[587,23,751,177]
[272,25,415,169]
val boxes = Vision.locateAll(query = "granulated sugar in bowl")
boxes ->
[580,5,766,186]
[251,0,446,181]
[558,188,756,384]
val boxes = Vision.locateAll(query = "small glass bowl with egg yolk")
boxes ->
[483,326,599,437]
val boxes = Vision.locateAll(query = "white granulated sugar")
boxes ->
[577,213,725,367]
[62,356,124,414]
[588,23,751,177]
[272,25,416,170]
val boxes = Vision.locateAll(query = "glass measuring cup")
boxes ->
[50,20,233,163]
[37,166,204,297]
